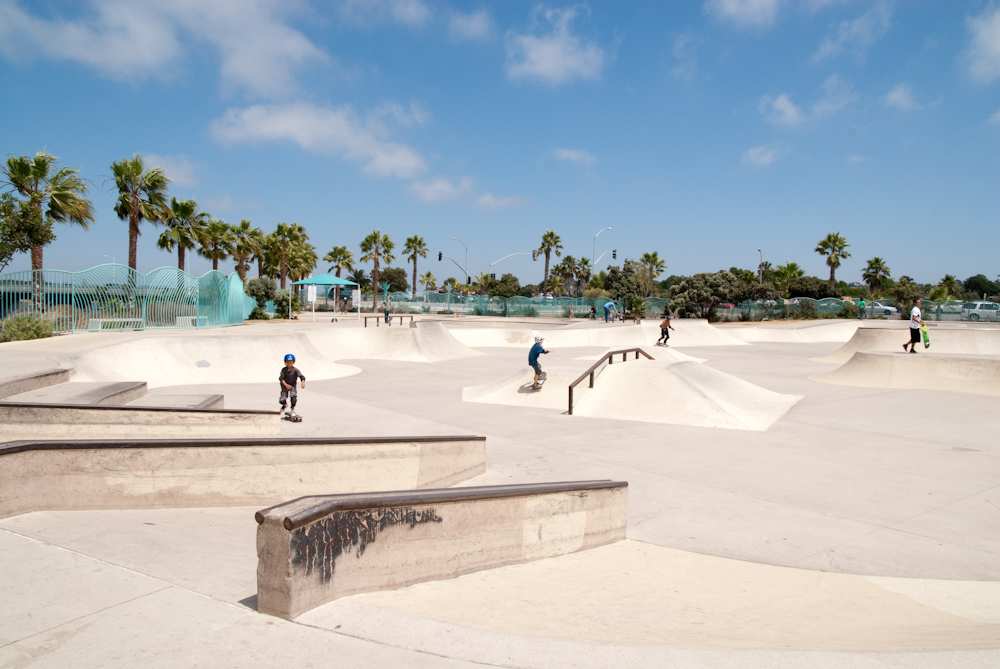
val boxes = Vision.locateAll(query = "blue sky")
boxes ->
[1,0,998,284]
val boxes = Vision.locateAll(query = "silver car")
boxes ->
[962,301,1000,321]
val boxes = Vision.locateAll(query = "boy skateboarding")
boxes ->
[656,314,675,346]
[278,353,306,421]
[528,336,549,390]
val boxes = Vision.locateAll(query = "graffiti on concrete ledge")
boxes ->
[290,506,443,583]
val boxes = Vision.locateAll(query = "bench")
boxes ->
[255,479,627,618]
[87,318,145,332]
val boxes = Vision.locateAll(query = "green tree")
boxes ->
[229,220,262,284]
[360,230,395,309]
[493,272,521,299]
[287,241,318,282]
[574,257,592,295]
[419,271,436,292]
[379,267,408,293]
[348,267,369,289]
[403,235,428,299]
[772,262,805,298]
[2,152,93,273]
[111,155,168,271]
[815,232,851,291]
[936,274,961,300]
[249,226,269,278]
[964,274,999,299]
[443,276,459,291]
[552,255,578,296]
[268,223,309,288]
[197,219,235,271]
[156,198,206,272]
[639,251,666,296]
[532,229,563,290]
[324,245,354,277]
[892,275,923,314]
[861,257,891,297]
[0,193,33,273]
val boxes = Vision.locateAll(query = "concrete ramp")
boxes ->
[255,480,627,618]
[0,368,72,399]
[448,319,746,349]
[0,435,486,518]
[818,351,1000,397]
[726,321,859,344]
[821,326,1000,363]
[463,350,800,431]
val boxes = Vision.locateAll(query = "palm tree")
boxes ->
[575,257,592,295]
[443,276,459,292]
[198,219,235,271]
[250,226,269,278]
[360,230,395,310]
[156,198,206,272]
[420,271,437,292]
[324,245,354,277]
[403,235,428,299]
[548,273,566,296]
[861,257,891,296]
[773,261,805,297]
[269,223,309,288]
[2,152,93,273]
[553,255,578,296]
[230,220,261,284]
[348,267,369,289]
[815,232,851,291]
[938,274,960,300]
[287,242,318,282]
[532,230,563,290]
[639,251,666,296]
[112,155,169,271]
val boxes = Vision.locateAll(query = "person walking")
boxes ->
[903,298,923,353]
[857,297,866,320]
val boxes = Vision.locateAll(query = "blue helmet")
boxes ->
[283,353,296,362]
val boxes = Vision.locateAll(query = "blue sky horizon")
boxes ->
[1,0,998,285]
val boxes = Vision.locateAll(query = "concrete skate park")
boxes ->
[2,316,1000,668]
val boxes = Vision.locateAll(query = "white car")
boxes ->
[962,301,1000,321]
[867,301,898,316]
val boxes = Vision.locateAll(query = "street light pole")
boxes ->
[757,248,764,284]
[450,236,469,282]
[592,226,613,266]
[490,251,532,268]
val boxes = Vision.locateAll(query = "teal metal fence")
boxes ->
[713,298,997,322]
[0,264,255,333]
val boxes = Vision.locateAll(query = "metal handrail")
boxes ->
[567,347,654,415]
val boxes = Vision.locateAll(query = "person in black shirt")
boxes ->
[279,353,306,418]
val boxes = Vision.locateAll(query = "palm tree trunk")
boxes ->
[128,217,139,271]
[371,259,380,311]
[30,245,43,273]
[279,271,287,289]
[543,252,550,289]
[828,265,836,291]
[411,258,417,299]
[237,265,247,284]
[178,246,185,272]
[212,258,219,271]
[257,258,264,277]
[30,245,44,311]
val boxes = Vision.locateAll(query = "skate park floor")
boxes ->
[2,318,999,667]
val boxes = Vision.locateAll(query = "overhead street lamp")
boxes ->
[489,251,533,268]
[592,226,613,266]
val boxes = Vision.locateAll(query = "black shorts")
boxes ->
[909,328,921,344]
[660,328,670,339]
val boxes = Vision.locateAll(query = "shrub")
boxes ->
[0,314,54,343]
[272,290,301,318]
[248,306,271,320]
[246,278,276,310]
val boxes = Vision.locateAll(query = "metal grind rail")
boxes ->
[363,314,415,327]
[567,348,654,415]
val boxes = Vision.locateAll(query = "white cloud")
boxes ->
[369,101,430,130]
[705,0,781,29]
[410,177,473,203]
[812,1,892,62]
[742,145,778,167]
[450,9,492,41]
[338,0,430,27]
[966,6,1000,83]
[759,75,855,127]
[671,33,698,81]
[989,108,1000,125]
[142,153,197,187]
[505,6,605,85]
[0,0,326,98]
[552,147,596,166]
[883,83,919,111]
[477,193,525,209]
[759,93,804,126]
[210,102,426,179]
[812,74,857,118]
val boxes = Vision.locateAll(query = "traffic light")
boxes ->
[612,249,617,260]
[466,275,472,285]
[490,273,496,280]
[437,251,442,261]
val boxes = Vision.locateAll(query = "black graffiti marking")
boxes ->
[289,506,443,584]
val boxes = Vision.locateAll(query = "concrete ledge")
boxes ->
[0,436,487,518]
[0,402,279,439]
[0,368,72,399]
[255,480,627,618]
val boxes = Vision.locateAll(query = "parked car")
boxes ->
[962,301,1000,321]
[867,301,898,316]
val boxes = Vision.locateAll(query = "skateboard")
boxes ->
[282,412,303,423]
[530,371,548,391]
[921,324,931,349]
